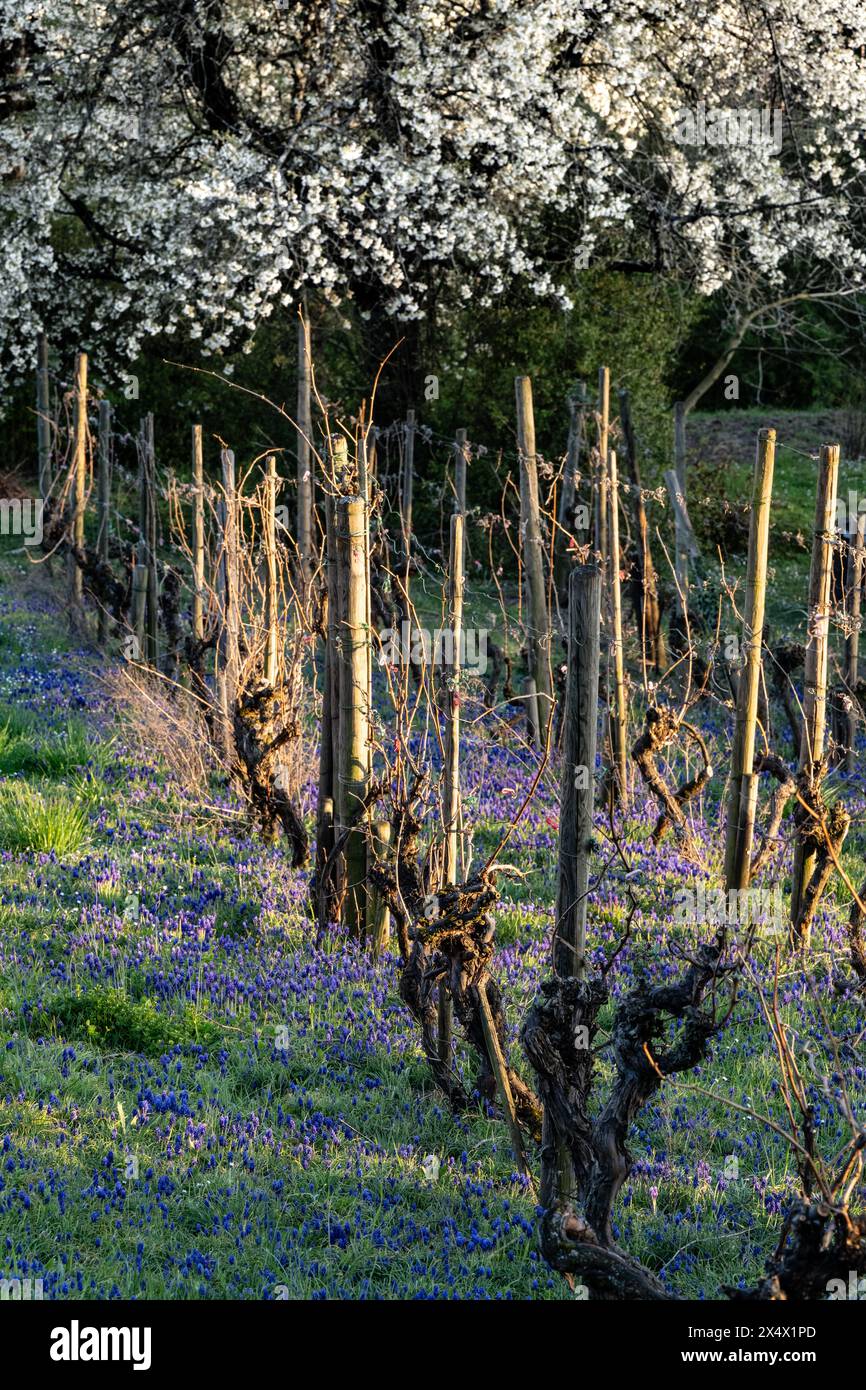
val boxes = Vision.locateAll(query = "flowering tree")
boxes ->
[2,0,866,391]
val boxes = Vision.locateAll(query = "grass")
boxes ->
[0,782,90,854]
[0,709,110,779]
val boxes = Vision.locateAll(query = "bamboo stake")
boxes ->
[846,512,866,773]
[36,334,52,502]
[336,495,371,938]
[297,308,313,582]
[607,450,628,807]
[367,426,379,480]
[791,443,840,943]
[723,428,776,894]
[515,376,553,745]
[97,401,111,643]
[191,425,205,644]
[70,351,87,602]
[263,454,279,687]
[476,984,530,1180]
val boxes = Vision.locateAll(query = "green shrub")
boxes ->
[0,783,90,854]
[39,987,219,1056]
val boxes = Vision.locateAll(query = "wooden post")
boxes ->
[369,820,392,960]
[97,401,111,643]
[359,428,374,775]
[438,511,464,1063]
[216,447,240,758]
[555,381,586,595]
[358,425,370,505]
[791,444,840,942]
[556,565,602,979]
[316,483,340,926]
[524,675,540,749]
[454,427,468,516]
[330,437,348,789]
[443,512,465,886]
[263,454,279,687]
[846,513,866,773]
[723,428,776,894]
[146,416,159,668]
[595,367,610,565]
[319,797,335,912]
[607,451,628,807]
[215,495,229,741]
[332,431,349,491]
[131,541,148,661]
[664,468,699,623]
[673,401,688,601]
[297,308,313,582]
[549,562,601,1202]
[454,427,468,571]
[515,376,553,746]
[401,408,415,560]
[36,335,52,501]
[139,413,159,667]
[402,409,415,535]
[336,495,371,938]
[70,351,88,602]
[674,401,686,488]
[619,387,665,673]
[191,425,205,644]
